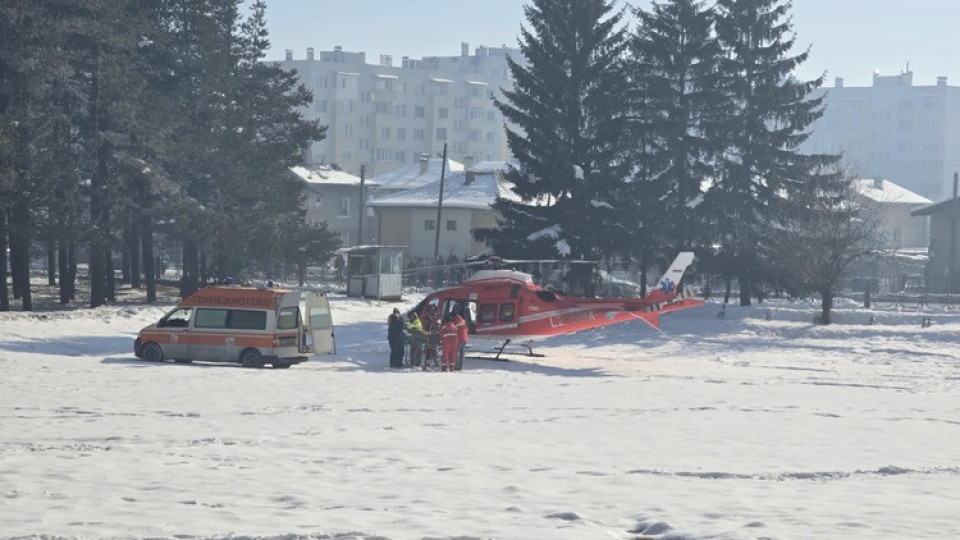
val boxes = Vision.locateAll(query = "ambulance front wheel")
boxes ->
[240,348,265,369]
[142,343,164,363]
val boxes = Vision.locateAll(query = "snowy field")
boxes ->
[1,294,959,540]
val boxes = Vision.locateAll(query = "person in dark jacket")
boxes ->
[387,308,405,368]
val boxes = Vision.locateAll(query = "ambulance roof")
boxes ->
[180,286,292,310]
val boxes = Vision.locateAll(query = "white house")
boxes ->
[853,178,931,249]
[367,162,515,263]
[289,165,376,247]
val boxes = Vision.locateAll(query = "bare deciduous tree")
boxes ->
[765,170,884,324]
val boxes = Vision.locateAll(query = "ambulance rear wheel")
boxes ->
[240,348,264,369]
[142,343,164,363]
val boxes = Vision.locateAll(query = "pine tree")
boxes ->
[709,0,838,305]
[629,0,724,271]
[476,0,633,274]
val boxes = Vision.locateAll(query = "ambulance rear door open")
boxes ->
[302,292,336,355]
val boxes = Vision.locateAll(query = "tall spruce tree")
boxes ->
[476,0,633,274]
[630,0,724,270]
[709,0,838,305]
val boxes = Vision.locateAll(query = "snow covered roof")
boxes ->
[368,169,518,210]
[290,165,367,186]
[470,160,512,173]
[854,178,931,206]
[370,158,464,191]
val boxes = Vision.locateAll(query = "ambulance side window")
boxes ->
[276,307,299,330]
[195,308,229,328]
[158,308,192,328]
[478,303,498,324]
[228,310,267,330]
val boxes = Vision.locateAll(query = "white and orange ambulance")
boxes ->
[134,286,335,368]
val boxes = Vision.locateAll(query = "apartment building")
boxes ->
[803,70,960,201]
[275,43,516,178]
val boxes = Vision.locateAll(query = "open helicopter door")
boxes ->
[302,292,336,355]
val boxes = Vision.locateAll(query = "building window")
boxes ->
[414,128,425,141]
[424,220,436,230]
[382,127,390,139]
[397,128,406,140]
[446,220,457,231]
[338,197,350,217]
[436,128,447,140]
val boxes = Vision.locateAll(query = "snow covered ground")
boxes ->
[1,294,958,540]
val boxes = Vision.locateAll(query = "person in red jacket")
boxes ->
[452,307,468,371]
[439,314,460,372]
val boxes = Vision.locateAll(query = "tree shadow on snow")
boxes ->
[0,335,134,358]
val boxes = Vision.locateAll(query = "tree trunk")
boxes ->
[58,237,71,304]
[180,239,200,299]
[141,219,156,302]
[121,222,131,283]
[105,250,116,302]
[47,239,56,286]
[10,202,31,311]
[199,249,207,287]
[723,274,732,304]
[821,289,834,325]
[0,208,9,311]
[89,48,108,308]
[738,272,752,307]
[129,216,141,289]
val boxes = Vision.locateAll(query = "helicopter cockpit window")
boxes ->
[510,284,521,299]
[478,303,498,324]
[535,290,557,302]
[499,302,515,322]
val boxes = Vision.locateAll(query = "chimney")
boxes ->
[285,49,293,61]
[419,153,430,175]
[306,47,314,61]
[380,55,392,67]
[835,77,844,88]
[463,155,475,170]
[402,56,410,68]
[465,170,476,186]
[461,42,469,57]
[938,76,949,87]
[334,45,342,52]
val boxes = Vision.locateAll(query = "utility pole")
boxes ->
[358,164,366,246]
[951,172,958,292]
[433,143,448,261]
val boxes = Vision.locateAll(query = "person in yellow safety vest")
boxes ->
[405,312,424,366]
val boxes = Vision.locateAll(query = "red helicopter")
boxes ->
[408,252,703,359]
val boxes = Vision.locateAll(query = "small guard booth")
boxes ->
[345,245,404,300]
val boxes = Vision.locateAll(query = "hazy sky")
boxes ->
[247,0,959,88]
